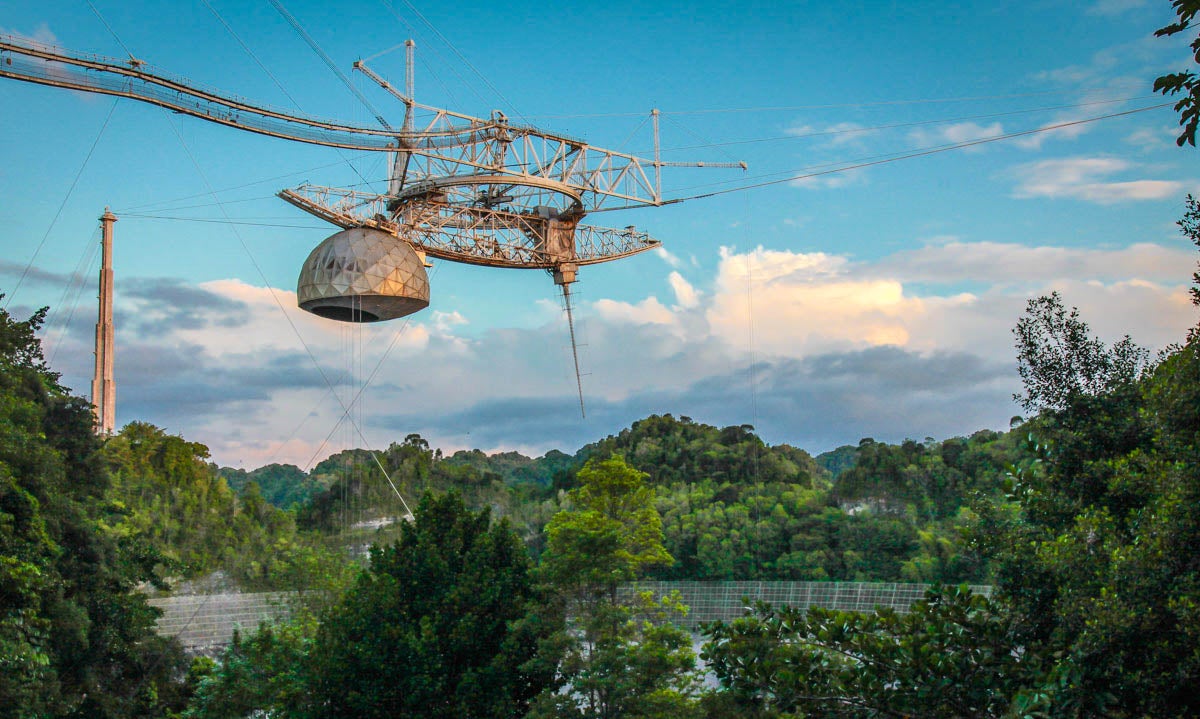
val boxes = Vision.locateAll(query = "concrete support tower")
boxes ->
[91,208,116,435]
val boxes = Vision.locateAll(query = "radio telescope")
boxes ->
[0,35,743,413]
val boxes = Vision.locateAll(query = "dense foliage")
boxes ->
[308,491,558,718]
[1154,0,1200,146]
[967,197,1200,716]
[218,462,323,510]
[280,411,1009,587]
[0,299,189,718]
[103,421,349,593]
[185,491,560,719]
[703,587,1043,718]
[532,456,699,719]
[701,195,1200,718]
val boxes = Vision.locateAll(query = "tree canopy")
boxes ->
[0,298,189,718]
[306,491,559,719]
[1154,0,1200,146]
[534,456,698,719]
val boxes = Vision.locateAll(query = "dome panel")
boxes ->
[297,227,431,323]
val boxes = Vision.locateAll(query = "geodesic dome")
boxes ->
[297,227,430,322]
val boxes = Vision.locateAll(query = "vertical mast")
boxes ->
[652,108,661,202]
[389,39,417,197]
[92,208,116,435]
[404,38,415,131]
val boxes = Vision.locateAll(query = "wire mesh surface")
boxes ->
[148,592,293,650]
[150,582,994,649]
[622,581,994,630]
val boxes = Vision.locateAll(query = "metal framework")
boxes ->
[279,184,656,270]
[0,34,742,271]
[0,32,744,414]
[0,35,731,212]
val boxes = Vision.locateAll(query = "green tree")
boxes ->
[967,208,1200,715]
[104,421,314,590]
[1183,194,1200,328]
[534,455,699,719]
[0,297,189,718]
[184,619,314,719]
[1012,291,1148,414]
[1154,0,1200,146]
[702,587,1046,719]
[542,455,673,595]
[305,490,558,718]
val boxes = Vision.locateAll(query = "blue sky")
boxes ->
[1,0,1197,468]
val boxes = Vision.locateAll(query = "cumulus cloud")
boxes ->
[909,121,1004,149]
[432,310,468,332]
[56,229,1198,469]
[887,241,1194,284]
[704,246,956,354]
[787,121,876,148]
[654,246,684,268]
[593,296,676,326]
[668,272,700,309]
[790,168,863,191]
[1010,157,1183,203]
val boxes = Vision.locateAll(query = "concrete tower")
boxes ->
[91,208,116,435]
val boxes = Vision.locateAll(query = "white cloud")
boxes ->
[1033,49,1122,88]
[0,23,58,44]
[705,246,976,355]
[592,296,676,326]
[668,272,700,309]
[1125,126,1178,151]
[787,121,875,147]
[432,310,468,333]
[909,122,1004,149]
[1013,114,1098,150]
[702,242,1194,362]
[73,231,1197,468]
[789,170,861,190]
[889,241,1195,284]
[654,246,683,268]
[1010,157,1183,203]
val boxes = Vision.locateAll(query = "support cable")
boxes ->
[4,99,118,310]
[46,229,101,366]
[297,264,439,478]
[680,103,1173,201]
[162,112,411,516]
[383,0,526,122]
[662,112,745,166]
[117,152,376,213]
[201,0,374,187]
[374,2,475,111]
[266,0,393,130]
[527,85,1147,119]
[561,282,586,418]
[585,102,1174,212]
[642,95,1151,154]
[85,0,137,61]
[120,213,328,229]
